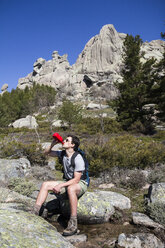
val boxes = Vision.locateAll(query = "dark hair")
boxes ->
[67,134,80,151]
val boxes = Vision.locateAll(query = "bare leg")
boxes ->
[67,184,81,217]
[62,184,81,236]
[36,181,59,207]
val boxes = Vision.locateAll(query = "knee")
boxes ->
[41,181,49,190]
[67,185,76,195]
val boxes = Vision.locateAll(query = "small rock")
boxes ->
[117,232,164,248]
[142,183,150,190]
[64,233,87,244]
[98,183,115,189]
[52,120,68,127]
[48,160,56,170]
[103,238,116,247]
[123,222,130,226]
[87,103,109,110]
[132,212,164,230]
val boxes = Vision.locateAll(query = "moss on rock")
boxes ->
[0,209,74,248]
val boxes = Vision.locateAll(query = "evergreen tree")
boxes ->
[58,99,83,129]
[152,34,165,122]
[0,84,56,127]
[112,34,156,133]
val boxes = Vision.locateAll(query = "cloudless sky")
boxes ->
[0,0,165,91]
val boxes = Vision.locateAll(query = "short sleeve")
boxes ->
[74,154,85,172]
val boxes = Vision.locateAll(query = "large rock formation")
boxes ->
[0,208,74,248]
[0,83,8,95]
[0,158,31,184]
[46,190,131,224]
[17,24,165,102]
[12,115,38,129]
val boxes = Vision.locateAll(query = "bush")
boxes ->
[83,134,165,176]
[58,99,83,129]
[76,117,122,134]
[0,141,47,166]
[98,167,147,189]
[148,164,165,183]
[128,120,147,134]
[8,178,36,196]
[126,170,146,189]
[152,130,165,142]
[145,202,165,226]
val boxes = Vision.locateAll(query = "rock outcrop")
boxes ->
[0,187,35,207]
[148,183,165,204]
[17,24,165,102]
[117,233,164,248]
[145,183,165,227]
[132,212,164,230]
[0,83,8,95]
[12,115,38,129]
[0,158,31,184]
[0,208,74,248]
[47,190,131,224]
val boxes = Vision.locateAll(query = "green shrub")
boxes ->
[58,100,83,129]
[152,130,165,142]
[84,134,165,176]
[128,120,147,134]
[38,121,50,129]
[145,202,165,226]
[0,141,47,166]
[148,165,165,183]
[76,117,122,134]
[35,114,47,121]
[126,171,146,189]
[54,157,63,171]
[8,178,36,196]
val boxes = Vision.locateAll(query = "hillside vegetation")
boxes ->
[0,33,165,181]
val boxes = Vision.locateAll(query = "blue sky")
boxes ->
[0,0,164,91]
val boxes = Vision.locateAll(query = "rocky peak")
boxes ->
[1,83,8,95]
[74,24,125,75]
[17,24,165,101]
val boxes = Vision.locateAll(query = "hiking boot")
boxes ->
[62,216,77,236]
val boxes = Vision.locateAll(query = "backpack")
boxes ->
[59,148,90,187]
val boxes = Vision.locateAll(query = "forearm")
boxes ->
[60,177,80,188]
[44,140,58,155]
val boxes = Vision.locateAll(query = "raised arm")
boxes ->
[44,139,59,157]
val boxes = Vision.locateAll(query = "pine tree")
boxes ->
[152,33,165,122]
[0,84,56,127]
[58,99,83,129]
[112,34,156,133]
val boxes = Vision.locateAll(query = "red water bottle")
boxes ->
[52,133,64,144]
